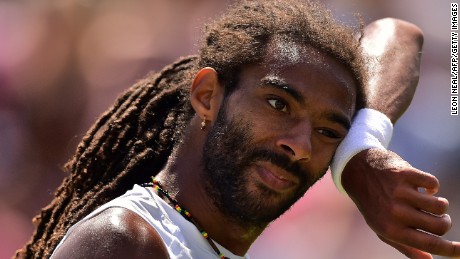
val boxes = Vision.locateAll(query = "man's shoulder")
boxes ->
[52,207,169,259]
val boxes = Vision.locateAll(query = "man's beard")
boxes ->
[202,103,328,228]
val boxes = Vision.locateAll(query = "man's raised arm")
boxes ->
[337,18,460,258]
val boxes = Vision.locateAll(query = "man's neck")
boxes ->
[154,135,265,256]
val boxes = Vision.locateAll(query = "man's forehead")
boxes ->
[268,39,303,64]
[263,39,338,72]
[246,39,358,117]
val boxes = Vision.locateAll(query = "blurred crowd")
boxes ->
[0,0,458,258]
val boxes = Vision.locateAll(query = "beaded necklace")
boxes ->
[143,177,229,259]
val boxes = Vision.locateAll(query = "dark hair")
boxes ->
[16,0,365,258]
[199,0,366,102]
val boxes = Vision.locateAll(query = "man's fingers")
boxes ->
[399,188,449,215]
[388,202,451,237]
[407,211,452,237]
[344,149,460,258]
[403,168,440,194]
[399,228,460,257]
[378,235,433,259]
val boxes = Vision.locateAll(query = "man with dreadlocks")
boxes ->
[17,0,460,258]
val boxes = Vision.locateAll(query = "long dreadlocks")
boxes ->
[17,0,367,257]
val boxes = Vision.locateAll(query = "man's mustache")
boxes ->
[246,148,308,184]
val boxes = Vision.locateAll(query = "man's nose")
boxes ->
[275,121,312,162]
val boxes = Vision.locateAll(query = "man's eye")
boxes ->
[267,98,288,112]
[317,129,341,139]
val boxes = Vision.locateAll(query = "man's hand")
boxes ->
[341,18,460,258]
[343,149,460,258]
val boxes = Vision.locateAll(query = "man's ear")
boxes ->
[190,67,224,122]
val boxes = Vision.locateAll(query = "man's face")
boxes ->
[202,43,357,228]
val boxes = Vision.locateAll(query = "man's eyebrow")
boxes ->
[260,76,351,130]
[259,77,305,104]
[323,111,351,131]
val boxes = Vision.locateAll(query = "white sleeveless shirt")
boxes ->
[52,185,249,259]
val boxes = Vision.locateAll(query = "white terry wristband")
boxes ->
[330,108,393,194]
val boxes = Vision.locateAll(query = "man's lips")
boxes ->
[255,162,298,191]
